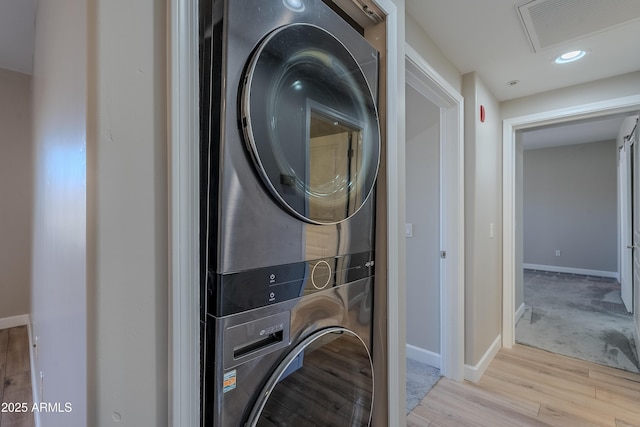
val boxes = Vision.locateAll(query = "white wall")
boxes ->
[523,140,618,274]
[462,72,502,366]
[405,83,440,356]
[31,0,168,425]
[0,68,31,319]
[87,0,168,425]
[502,71,640,120]
[31,0,87,424]
[405,13,461,94]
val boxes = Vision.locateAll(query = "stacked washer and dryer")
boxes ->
[199,0,381,425]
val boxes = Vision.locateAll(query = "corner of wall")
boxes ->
[463,334,501,383]
[461,71,503,366]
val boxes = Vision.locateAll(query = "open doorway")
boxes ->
[514,115,639,372]
[404,82,442,413]
[403,45,464,415]
[503,98,640,374]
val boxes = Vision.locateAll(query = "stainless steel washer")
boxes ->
[199,0,380,425]
[203,277,374,426]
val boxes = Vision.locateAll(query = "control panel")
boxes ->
[208,251,374,316]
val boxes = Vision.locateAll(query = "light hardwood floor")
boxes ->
[408,344,640,427]
[0,327,34,427]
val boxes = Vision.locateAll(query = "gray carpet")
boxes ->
[516,269,640,373]
[406,358,441,414]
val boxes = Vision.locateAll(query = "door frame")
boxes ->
[168,0,403,426]
[502,94,640,348]
[619,136,634,313]
[405,44,465,381]
[168,1,200,426]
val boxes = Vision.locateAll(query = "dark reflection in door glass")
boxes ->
[242,24,379,224]
[254,331,373,427]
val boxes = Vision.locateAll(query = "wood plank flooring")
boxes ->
[0,327,33,427]
[408,344,640,427]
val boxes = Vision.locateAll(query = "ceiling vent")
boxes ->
[517,0,640,52]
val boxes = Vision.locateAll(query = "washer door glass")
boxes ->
[247,328,373,426]
[241,23,380,225]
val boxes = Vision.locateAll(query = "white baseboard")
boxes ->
[523,263,619,280]
[464,335,501,383]
[515,303,526,323]
[406,344,441,369]
[0,314,29,330]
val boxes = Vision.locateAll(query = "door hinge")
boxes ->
[440,251,446,259]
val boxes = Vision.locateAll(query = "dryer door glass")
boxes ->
[246,328,373,426]
[241,23,380,224]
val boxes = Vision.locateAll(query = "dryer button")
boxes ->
[311,260,332,290]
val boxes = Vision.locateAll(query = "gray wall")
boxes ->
[0,68,31,319]
[523,140,618,273]
[405,83,440,354]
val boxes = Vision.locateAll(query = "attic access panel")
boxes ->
[517,0,640,52]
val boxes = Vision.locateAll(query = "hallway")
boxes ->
[408,344,640,426]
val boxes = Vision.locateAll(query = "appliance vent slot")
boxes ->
[517,0,640,52]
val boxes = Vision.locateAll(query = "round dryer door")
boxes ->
[246,328,373,426]
[241,23,380,225]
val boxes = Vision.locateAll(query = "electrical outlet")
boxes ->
[555,250,561,256]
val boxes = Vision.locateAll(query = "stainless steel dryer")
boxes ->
[199,0,381,425]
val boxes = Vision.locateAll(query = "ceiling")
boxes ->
[406,0,640,102]
[2,0,638,145]
[521,115,627,150]
[406,0,640,146]
[6,0,639,95]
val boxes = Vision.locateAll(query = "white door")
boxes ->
[620,139,633,313]
[632,129,639,316]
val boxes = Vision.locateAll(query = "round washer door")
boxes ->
[241,23,380,225]
[246,328,374,426]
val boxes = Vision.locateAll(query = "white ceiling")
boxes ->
[0,0,36,75]
[406,0,640,102]
[6,0,640,96]
[406,0,640,146]
[2,1,638,145]
[521,115,627,150]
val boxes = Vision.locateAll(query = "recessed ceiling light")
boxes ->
[554,50,589,64]
[507,80,520,86]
